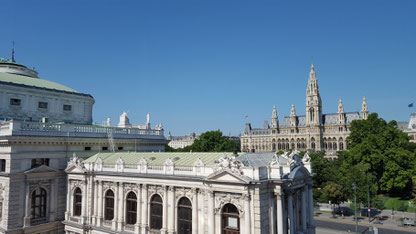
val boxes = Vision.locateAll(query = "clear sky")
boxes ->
[1,0,415,136]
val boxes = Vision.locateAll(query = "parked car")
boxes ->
[360,208,379,217]
[334,207,353,216]
[403,218,415,226]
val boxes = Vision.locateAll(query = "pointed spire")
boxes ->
[361,96,369,120]
[271,105,279,130]
[272,105,277,118]
[338,99,344,113]
[309,63,316,80]
[290,104,296,116]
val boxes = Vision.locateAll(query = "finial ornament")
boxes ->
[11,41,15,63]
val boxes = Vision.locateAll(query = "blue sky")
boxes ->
[1,0,415,135]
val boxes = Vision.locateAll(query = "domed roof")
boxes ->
[0,58,79,94]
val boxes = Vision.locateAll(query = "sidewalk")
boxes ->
[314,210,416,233]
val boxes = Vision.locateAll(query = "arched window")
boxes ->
[31,188,47,220]
[278,143,281,150]
[286,143,289,150]
[126,192,137,225]
[222,203,240,234]
[73,188,82,216]
[150,194,163,230]
[105,190,115,220]
[291,143,295,150]
[0,195,3,219]
[333,142,337,151]
[272,143,276,151]
[177,197,192,234]
[339,142,344,150]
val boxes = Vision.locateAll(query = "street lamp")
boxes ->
[353,182,358,234]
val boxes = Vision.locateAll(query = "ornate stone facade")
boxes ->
[64,151,315,234]
[241,64,369,157]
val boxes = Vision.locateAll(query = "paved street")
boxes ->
[315,218,416,234]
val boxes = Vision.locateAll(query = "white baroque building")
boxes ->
[64,151,315,234]
[398,113,416,143]
[0,55,167,233]
[241,64,369,157]
[167,133,199,149]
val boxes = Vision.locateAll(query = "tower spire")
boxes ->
[306,63,322,125]
[361,96,369,120]
[271,105,279,132]
[290,104,297,127]
[337,99,344,113]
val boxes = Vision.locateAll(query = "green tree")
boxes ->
[191,131,240,152]
[322,182,344,217]
[344,113,416,195]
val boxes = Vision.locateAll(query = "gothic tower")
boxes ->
[271,105,279,134]
[306,63,323,126]
[361,96,369,120]
[337,99,345,124]
[290,104,297,127]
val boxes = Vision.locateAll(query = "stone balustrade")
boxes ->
[0,120,164,139]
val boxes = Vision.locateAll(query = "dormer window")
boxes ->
[31,158,49,168]
[63,104,72,111]
[10,98,21,106]
[38,102,48,109]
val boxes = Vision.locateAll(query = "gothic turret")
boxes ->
[271,105,279,133]
[337,99,345,124]
[306,63,323,125]
[290,104,297,127]
[361,96,369,120]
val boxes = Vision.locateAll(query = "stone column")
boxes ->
[141,184,148,234]
[93,180,98,225]
[118,183,124,231]
[198,190,205,234]
[208,191,215,234]
[49,178,58,221]
[24,182,32,227]
[82,180,88,223]
[308,185,314,227]
[192,188,198,234]
[244,194,251,234]
[97,181,103,226]
[276,193,284,234]
[301,187,307,231]
[112,182,119,230]
[161,186,168,234]
[168,186,175,234]
[135,185,142,233]
[65,181,71,220]
[288,193,294,234]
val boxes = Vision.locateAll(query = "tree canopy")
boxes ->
[166,131,240,152]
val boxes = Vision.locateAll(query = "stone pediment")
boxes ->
[24,165,59,174]
[65,153,87,173]
[206,169,250,184]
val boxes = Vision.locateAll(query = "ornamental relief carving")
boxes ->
[148,185,165,199]
[102,181,117,192]
[175,187,194,200]
[70,180,85,191]
[214,193,245,216]
[123,183,140,194]
[28,179,51,192]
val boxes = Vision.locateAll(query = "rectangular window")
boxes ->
[31,158,49,168]
[10,98,21,106]
[38,102,48,109]
[84,146,91,151]
[102,146,108,151]
[63,104,72,111]
[118,146,123,150]
[0,159,5,172]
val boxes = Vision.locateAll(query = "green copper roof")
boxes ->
[0,72,78,93]
[83,152,233,166]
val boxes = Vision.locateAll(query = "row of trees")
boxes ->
[165,130,240,153]
[311,113,416,211]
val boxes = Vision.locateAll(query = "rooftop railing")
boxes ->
[0,120,165,139]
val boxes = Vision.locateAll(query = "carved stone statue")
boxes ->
[213,154,243,175]
[146,113,151,124]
